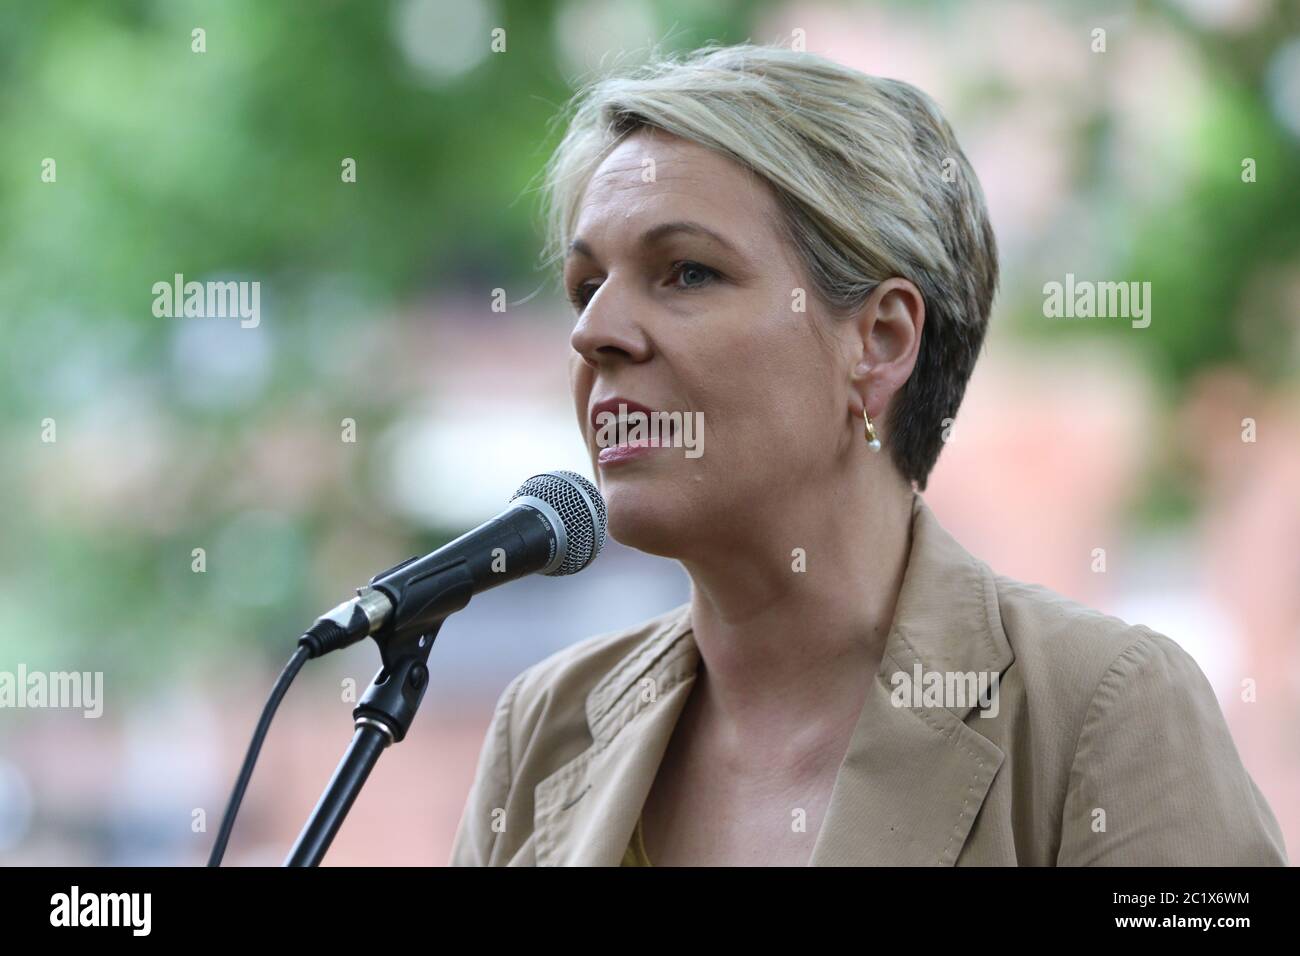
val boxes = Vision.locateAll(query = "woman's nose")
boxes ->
[569,279,653,367]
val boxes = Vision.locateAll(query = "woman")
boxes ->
[449,44,1288,866]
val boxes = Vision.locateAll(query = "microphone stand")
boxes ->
[285,560,475,866]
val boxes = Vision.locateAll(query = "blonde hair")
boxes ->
[542,43,998,490]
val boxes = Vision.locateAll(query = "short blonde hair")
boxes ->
[542,43,998,490]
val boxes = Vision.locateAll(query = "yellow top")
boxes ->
[620,814,653,866]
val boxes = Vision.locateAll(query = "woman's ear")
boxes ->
[848,277,925,420]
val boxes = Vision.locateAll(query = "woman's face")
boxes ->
[565,129,861,559]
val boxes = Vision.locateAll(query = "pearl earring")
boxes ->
[864,410,881,452]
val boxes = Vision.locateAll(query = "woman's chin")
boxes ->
[601,484,695,559]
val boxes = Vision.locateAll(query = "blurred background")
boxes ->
[1,0,1297,865]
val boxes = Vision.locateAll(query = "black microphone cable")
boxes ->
[207,644,311,867]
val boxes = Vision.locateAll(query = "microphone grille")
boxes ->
[510,470,607,576]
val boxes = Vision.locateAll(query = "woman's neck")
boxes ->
[677,472,915,752]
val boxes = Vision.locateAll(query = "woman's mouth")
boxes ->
[589,396,679,467]
[597,437,668,466]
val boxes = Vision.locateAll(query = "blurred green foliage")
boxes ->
[0,0,756,689]
[1,0,1297,688]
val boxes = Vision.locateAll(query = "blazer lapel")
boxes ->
[532,606,699,866]
[532,492,1013,866]
[806,666,1006,865]
[809,492,1014,865]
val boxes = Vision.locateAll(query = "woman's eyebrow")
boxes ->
[567,237,595,259]
[639,220,742,254]
[567,220,744,260]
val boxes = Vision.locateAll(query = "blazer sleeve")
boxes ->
[1057,628,1288,865]
[448,671,526,866]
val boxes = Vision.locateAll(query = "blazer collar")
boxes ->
[533,490,1014,865]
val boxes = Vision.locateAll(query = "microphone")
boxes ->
[299,470,607,658]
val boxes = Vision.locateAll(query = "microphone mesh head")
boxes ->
[510,470,607,575]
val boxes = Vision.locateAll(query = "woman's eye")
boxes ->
[670,261,719,290]
[568,280,599,309]
[568,262,718,309]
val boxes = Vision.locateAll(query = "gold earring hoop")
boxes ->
[864,410,881,452]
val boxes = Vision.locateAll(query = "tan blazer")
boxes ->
[449,491,1289,866]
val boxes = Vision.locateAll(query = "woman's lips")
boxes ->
[597,437,666,466]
